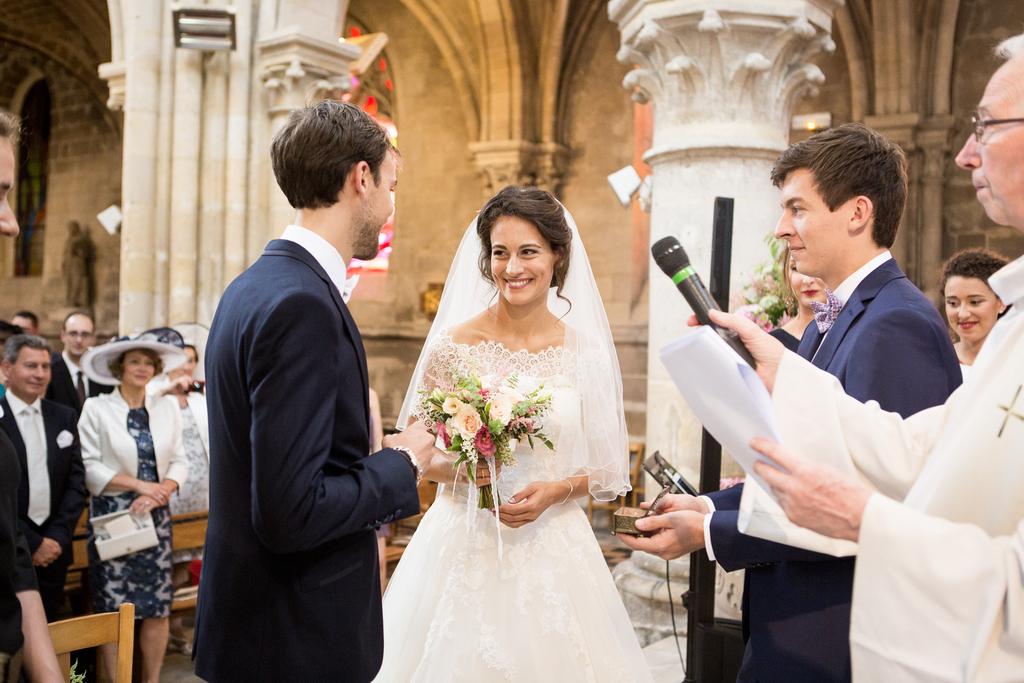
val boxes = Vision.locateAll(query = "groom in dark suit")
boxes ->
[194,101,441,683]
[622,124,961,682]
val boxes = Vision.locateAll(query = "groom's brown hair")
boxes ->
[271,100,398,210]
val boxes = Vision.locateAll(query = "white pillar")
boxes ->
[609,0,840,640]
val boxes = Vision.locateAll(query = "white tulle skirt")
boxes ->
[373,480,654,683]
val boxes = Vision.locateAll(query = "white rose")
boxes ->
[442,396,462,415]
[488,393,513,426]
[498,385,525,405]
[480,374,495,390]
[453,404,483,439]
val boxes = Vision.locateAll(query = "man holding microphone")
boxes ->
[623,32,1024,682]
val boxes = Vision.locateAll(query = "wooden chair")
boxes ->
[170,511,208,614]
[49,602,134,683]
[588,443,646,525]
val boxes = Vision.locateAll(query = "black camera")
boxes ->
[187,380,205,394]
[642,451,698,497]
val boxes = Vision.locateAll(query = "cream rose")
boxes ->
[488,393,513,426]
[498,385,525,405]
[442,396,462,415]
[453,404,483,439]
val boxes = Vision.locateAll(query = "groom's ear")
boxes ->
[349,160,372,200]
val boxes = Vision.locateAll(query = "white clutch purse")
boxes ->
[90,509,159,561]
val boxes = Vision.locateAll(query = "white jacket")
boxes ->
[78,389,189,497]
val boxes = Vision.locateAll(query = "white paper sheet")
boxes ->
[659,326,781,498]
[660,327,858,557]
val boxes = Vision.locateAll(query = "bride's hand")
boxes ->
[455,460,501,487]
[497,481,568,528]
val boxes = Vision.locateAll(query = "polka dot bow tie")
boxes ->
[808,289,842,334]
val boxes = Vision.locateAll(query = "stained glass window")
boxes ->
[15,80,50,277]
[343,19,397,277]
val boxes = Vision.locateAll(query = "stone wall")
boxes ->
[0,33,121,339]
[945,0,1024,260]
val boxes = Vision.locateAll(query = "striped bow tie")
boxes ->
[808,289,842,334]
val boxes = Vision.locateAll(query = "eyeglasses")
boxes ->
[971,115,1024,142]
[64,331,95,339]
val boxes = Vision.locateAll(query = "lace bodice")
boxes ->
[411,330,578,491]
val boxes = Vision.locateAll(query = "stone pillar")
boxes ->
[864,113,921,278]
[258,31,359,234]
[608,0,840,635]
[917,116,956,302]
[113,0,163,334]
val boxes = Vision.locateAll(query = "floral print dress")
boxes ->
[87,407,173,618]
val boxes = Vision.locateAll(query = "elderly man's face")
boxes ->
[955,56,1024,230]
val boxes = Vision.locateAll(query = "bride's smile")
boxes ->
[490,215,557,306]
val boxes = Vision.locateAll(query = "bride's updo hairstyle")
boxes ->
[476,186,573,300]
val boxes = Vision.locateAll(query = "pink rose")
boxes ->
[474,427,497,458]
[436,421,452,449]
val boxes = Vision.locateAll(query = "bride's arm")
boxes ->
[497,472,589,529]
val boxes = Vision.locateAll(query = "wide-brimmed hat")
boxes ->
[80,327,189,386]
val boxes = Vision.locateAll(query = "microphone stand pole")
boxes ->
[683,197,744,682]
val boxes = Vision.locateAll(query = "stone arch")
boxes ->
[393,0,482,139]
[555,0,608,144]
[833,1,871,121]
[931,0,961,116]
[9,68,46,119]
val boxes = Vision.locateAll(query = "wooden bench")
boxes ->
[62,507,208,615]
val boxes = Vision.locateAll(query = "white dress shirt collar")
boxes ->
[63,350,87,389]
[832,251,892,307]
[988,254,1024,309]
[280,225,357,302]
[5,389,41,417]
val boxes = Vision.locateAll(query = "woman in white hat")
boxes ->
[78,328,189,683]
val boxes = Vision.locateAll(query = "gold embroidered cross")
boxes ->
[998,385,1024,438]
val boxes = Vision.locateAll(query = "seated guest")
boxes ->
[155,342,209,655]
[47,310,113,417]
[78,329,189,683]
[941,248,1009,377]
[770,245,828,352]
[0,335,87,620]
[11,311,39,337]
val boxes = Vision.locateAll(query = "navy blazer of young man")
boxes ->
[194,239,421,683]
[46,353,113,417]
[705,258,961,683]
[0,395,86,619]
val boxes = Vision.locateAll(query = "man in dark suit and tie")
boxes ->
[0,334,87,621]
[195,101,443,683]
[46,310,112,417]
[621,124,962,682]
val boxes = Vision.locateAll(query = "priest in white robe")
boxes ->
[741,36,1024,682]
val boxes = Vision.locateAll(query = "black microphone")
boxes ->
[651,236,757,368]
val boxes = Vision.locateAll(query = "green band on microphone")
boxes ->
[671,266,695,285]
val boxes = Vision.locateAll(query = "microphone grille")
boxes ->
[651,236,691,275]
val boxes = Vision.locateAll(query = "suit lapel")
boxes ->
[1,397,29,517]
[41,401,60,491]
[812,259,907,371]
[262,241,370,423]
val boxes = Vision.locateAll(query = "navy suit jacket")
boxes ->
[0,396,86,557]
[45,353,113,418]
[193,240,421,683]
[706,258,961,683]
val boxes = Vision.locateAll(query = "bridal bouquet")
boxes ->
[422,370,555,509]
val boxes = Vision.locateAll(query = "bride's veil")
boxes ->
[396,189,630,501]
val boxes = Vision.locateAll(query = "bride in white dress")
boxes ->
[374,186,654,683]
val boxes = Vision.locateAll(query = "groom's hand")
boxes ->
[384,421,440,484]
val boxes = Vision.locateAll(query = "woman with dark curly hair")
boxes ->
[376,186,651,682]
[941,248,1009,376]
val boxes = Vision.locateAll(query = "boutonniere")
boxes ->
[56,430,75,449]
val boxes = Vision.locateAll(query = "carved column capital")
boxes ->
[917,115,957,182]
[610,1,841,156]
[257,30,361,116]
[98,61,127,111]
[468,140,544,196]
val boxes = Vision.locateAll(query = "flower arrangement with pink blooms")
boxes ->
[734,236,796,332]
[422,369,555,509]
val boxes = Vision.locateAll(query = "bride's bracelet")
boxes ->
[560,479,574,504]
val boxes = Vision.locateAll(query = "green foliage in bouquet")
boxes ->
[736,235,796,332]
